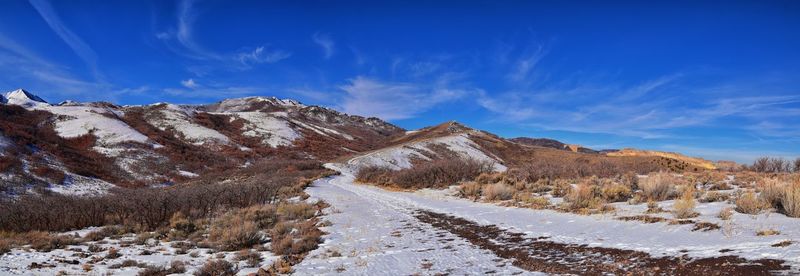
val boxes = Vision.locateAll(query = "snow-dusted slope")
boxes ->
[232,111,300,147]
[147,104,230,145]
[346,133,506,172]
[42,105,152,146]
[0,89,404,195]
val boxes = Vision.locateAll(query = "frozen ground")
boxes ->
[297,164,800,274]
[0,230,277,276]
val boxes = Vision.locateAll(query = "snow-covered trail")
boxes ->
[294,169,534,275]
[296,165,798,275]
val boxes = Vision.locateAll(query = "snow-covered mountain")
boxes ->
[0,89,404,195]
[3,89,48,107]
[0,88,713,196]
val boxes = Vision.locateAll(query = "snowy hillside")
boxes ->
[0,88,404,196]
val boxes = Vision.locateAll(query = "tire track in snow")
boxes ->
[294,173,533,275]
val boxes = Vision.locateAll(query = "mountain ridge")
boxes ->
[0,88,716,196]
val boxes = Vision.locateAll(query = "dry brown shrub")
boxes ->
[601,183,632,202]
[673,188,698,219]
[565,183,603,210]
[475,172,505,185]
[390,158,495,189]
[457,181,482,200]
[236,249,263,267]
[620,171,639,190]
[551,179,572,197]
[354,166,393,185]
[757,229,780,236]
[513,192,551,209]
[759,178,786,209]
[640,172,677,201]
[209,212,262,251]
[277,203,315,221]
[482,183,514,201]
[718,207,733,220]
[782,180,800,218]
[735,191,769,215]
[194,259,237,276]
[524,178,552,193]
[700,191,730,203]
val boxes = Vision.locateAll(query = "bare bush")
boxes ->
[735,191,769,215]
[354,166,393,185]
[759,178,786,209]
[481,183,514,201]
[209,213,262,251]
[457,181,482,200]
[194,259,237,276]
[601,183,632,202]
[512,192,551,209]
[718,207,733,220]
[565,183,603,210]
[782,181,800,218]
[751,157,792,173]
[391,159,495,189]
[672,188,698,219]
[277,203,315,221]
[640,172,676,201]
[0,158,328,232]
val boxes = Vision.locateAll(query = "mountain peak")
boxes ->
[4,88,48,107]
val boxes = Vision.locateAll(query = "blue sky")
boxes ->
[1,0,799,163]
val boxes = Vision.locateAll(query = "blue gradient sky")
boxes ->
[1,0,798,163]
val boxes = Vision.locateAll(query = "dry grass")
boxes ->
[482,183,514,201]
[757,229,781,236]
[236,249,263,267]
[457,181,482,200]
[512,192,551,209]
[277,203,316,221]
[718,207,733,220]
[640,172,676,201]
[672,187,698,219]
[209,212,263,251]
[735,191,769,215]
[759,178,786,209]
[565,183,603,210]
[782,181,800,218]
[700,191,730,203]
[601,183,632,202]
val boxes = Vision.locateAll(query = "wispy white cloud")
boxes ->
[507,45,546,83]
[237,46,291,66]
[28,0,103,80]
[312,32,335,59]
[181,78,198,89]
[338,76,467,120]
[160,0,290,69]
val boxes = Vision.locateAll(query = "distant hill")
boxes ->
[510,137,598,154]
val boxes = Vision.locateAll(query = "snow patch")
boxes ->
[47,174,114,196]
[233,112,300,147]
[148,105,230,145]
[41,105,152,146]
[346,134,506,172]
